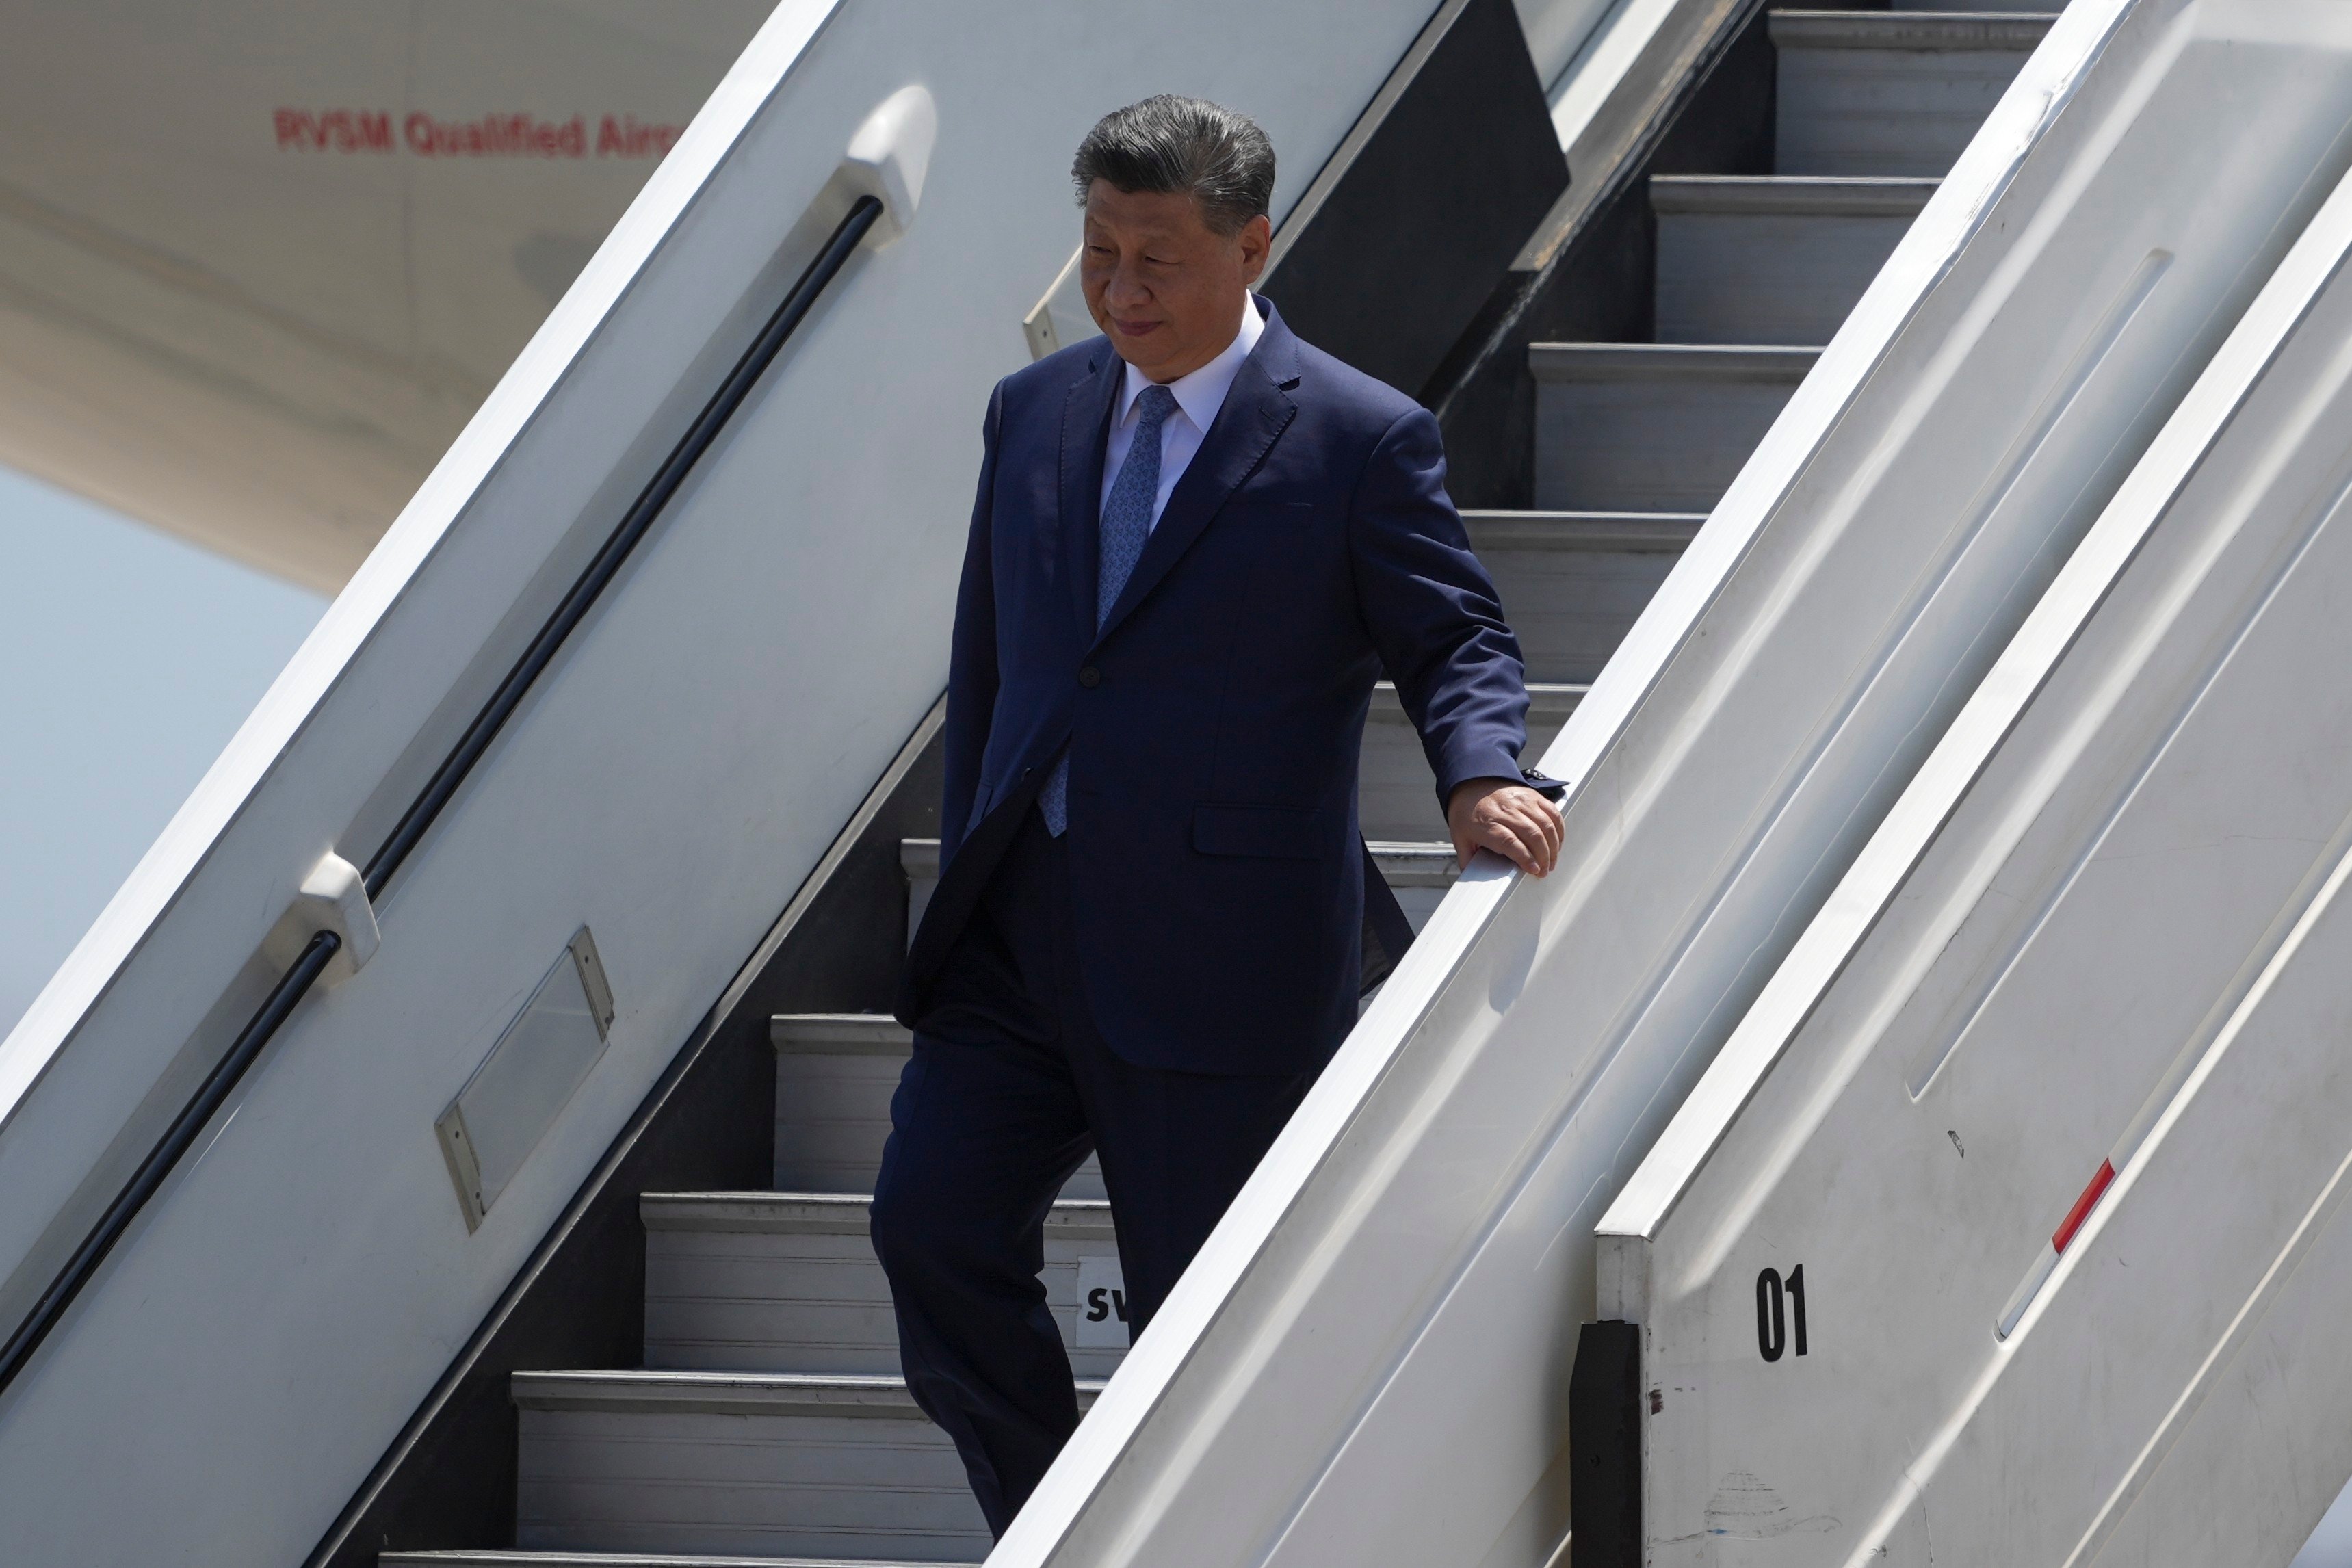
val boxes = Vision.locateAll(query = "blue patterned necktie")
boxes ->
[1041,382,1179,835]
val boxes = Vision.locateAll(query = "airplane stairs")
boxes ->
[378,8,2055,1563]
[18,0,2352,1565]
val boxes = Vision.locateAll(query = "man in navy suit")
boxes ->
[872,96,1562,1533]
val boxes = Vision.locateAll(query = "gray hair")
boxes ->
[1071,96,1275,236]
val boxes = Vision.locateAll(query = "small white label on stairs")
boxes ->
[1076,1255,1130,1348]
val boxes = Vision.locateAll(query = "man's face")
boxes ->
[1080,180,1271,384]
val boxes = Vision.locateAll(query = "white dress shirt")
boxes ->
[1101,293,1266,532]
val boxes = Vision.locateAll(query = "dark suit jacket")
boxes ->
[900,301,1530,1075]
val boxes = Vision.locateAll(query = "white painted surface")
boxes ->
[991,1,2352,1564]
[1600,152,2352,1564]
[0,1,1446,1560]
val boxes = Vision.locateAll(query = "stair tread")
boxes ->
[898,835,1464,880]
[1650,173,1939,215]
[642,1190,1112,1235]
[1461,510,1703,551]
[768,1013,912,1053]
[1768,9,2055,47]
[384,1558,950,1567]
[1529,342,1822,382]
[514,1368,1104,1416]
[1370,680,1588,714]
[1364,842,1461,886]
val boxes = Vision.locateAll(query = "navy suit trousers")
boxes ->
[870,807,1314,1535]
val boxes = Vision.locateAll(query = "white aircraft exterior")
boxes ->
[0,2,772,588]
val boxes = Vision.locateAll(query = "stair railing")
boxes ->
[0,192,886,1402]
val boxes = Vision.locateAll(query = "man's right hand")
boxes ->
[1446,778,1565,878]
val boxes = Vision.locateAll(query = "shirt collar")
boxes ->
[1114,292,1266,432]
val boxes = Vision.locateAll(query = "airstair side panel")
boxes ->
[0,2,1449,1561]
[995,3,2352,1566]
[1598,110,2352,1567]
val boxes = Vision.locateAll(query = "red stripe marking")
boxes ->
[2052,1160,2117,1255]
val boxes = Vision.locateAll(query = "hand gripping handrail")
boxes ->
[0,191,885,1401]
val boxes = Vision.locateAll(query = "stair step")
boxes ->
[1463,510,1693,681]
[1774,10,2058,47]
[1652,176,1937,344]
[1772,10,2052,177]
[1465,510,1695,685]
[902,829,1470,932]
[1363,681,1584,839]
[1358,841,1463,885]
[1530,343,1818,512]
[768,1016,1106,1201]
[642,1192,1125,1378]
[770,1015,913,1054]
[1461,510,1703,552]
[768,1019,917,1197]
[385,1554,952,1567]
[513,1372,1103,1563]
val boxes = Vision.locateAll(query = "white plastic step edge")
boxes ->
[991,1,2352,1565]
[1598,142,2352,1568]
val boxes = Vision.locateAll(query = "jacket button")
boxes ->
[1077,666,1101,688]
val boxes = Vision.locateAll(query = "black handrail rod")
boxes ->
[0,930,344,1391]
[364,193,886,898]
[0,192,885,1400]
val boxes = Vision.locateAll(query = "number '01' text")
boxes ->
[1755,1265,1808,1362]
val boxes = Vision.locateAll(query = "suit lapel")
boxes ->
[1093,312,1301,648]
[1058,348,1121,641]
